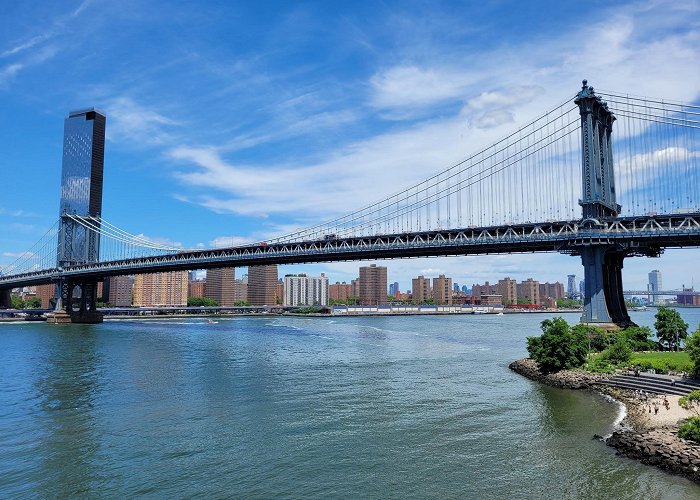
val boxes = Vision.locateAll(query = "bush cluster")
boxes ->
[526,318,588,373]
[525,315,700,377]
[678,417,700,443]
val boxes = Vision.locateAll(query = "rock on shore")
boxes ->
[607,426,700,482]
[508,358,610,389]
[509,358,700,484]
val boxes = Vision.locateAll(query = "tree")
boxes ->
[620,326,654,352]
[654,306,688,351]
[234,300,249,306]
[10,296,24,309]
[187,297,219,307]
[24,297,42,309]
[685,326,700,377]
[526,317,589,373]
[556,297,583,309]
[600,336,632,364]
[571,323,608,352]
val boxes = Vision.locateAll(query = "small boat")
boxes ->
[207,319,219,324]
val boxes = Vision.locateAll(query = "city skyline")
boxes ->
[1,1,699,290]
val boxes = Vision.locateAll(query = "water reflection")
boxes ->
[34,325,103,497]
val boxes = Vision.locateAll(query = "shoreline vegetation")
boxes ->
[515,311,700,483]
[509,358,700,483]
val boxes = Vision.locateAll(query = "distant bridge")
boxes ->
[623,289,700,296]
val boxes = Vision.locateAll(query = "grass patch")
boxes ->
[629,351,692,374]
[630,351,690,363]
[586,351,692,374]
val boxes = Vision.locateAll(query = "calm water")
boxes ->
[2,310,700,499]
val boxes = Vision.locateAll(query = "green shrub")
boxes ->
[586,357,616,374]
[527,318,588,374]
[619,326,655,352]
[678,417,700,443]
[600,336,632,364]
[572,324,610,352]
[686,327,700,377]
[679,390,700,417]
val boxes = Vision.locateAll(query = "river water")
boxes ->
[2,310,700,498]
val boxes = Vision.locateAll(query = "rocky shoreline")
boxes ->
[508,358,611,389]
[509,358,700,484]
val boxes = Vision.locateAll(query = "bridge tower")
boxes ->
[48,108,106,324]
[574,81,631,327]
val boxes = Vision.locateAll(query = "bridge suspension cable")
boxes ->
[271,99,583,243]
[0,220,59,277]
[598,91,700,217]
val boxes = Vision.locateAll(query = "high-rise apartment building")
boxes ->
[432,275,453,305]
[359,265,387,305]
[517,278,540,305]
[234,277,248,303]
[188,279,206,299]
[283,274,329,306]
[104,275,134,307]
[248,265,278,305]
[330,282,353,302]
[498,277,518,305]
[539,282,565,302]
[35,284,56,308]
[351,278,361,299]
[133,271,187,307]
[275,279,284,305]
[472,281,499,298]
[648,270,662,305]
[567,274,577,298]
[411,275,432,304]
[205,268,236,306]
[57,108,106,268]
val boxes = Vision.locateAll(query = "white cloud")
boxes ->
[0,64,23,87]
[0,208,38,217]
[370,65,472,111]
[106,97,182,146]
[2,251,37,258]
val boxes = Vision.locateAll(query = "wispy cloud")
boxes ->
[0,0,94,88]
[370,65,472,112]
[105,97,183,146]
[2,251,37,258]
[0,208,39,217]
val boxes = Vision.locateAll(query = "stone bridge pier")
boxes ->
[0,288,11,309]
[46,278,103,324]
[579,246,633,328]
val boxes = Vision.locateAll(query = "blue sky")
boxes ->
[1,0,699,291]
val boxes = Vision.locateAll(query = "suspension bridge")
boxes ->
[1,81,699,325]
